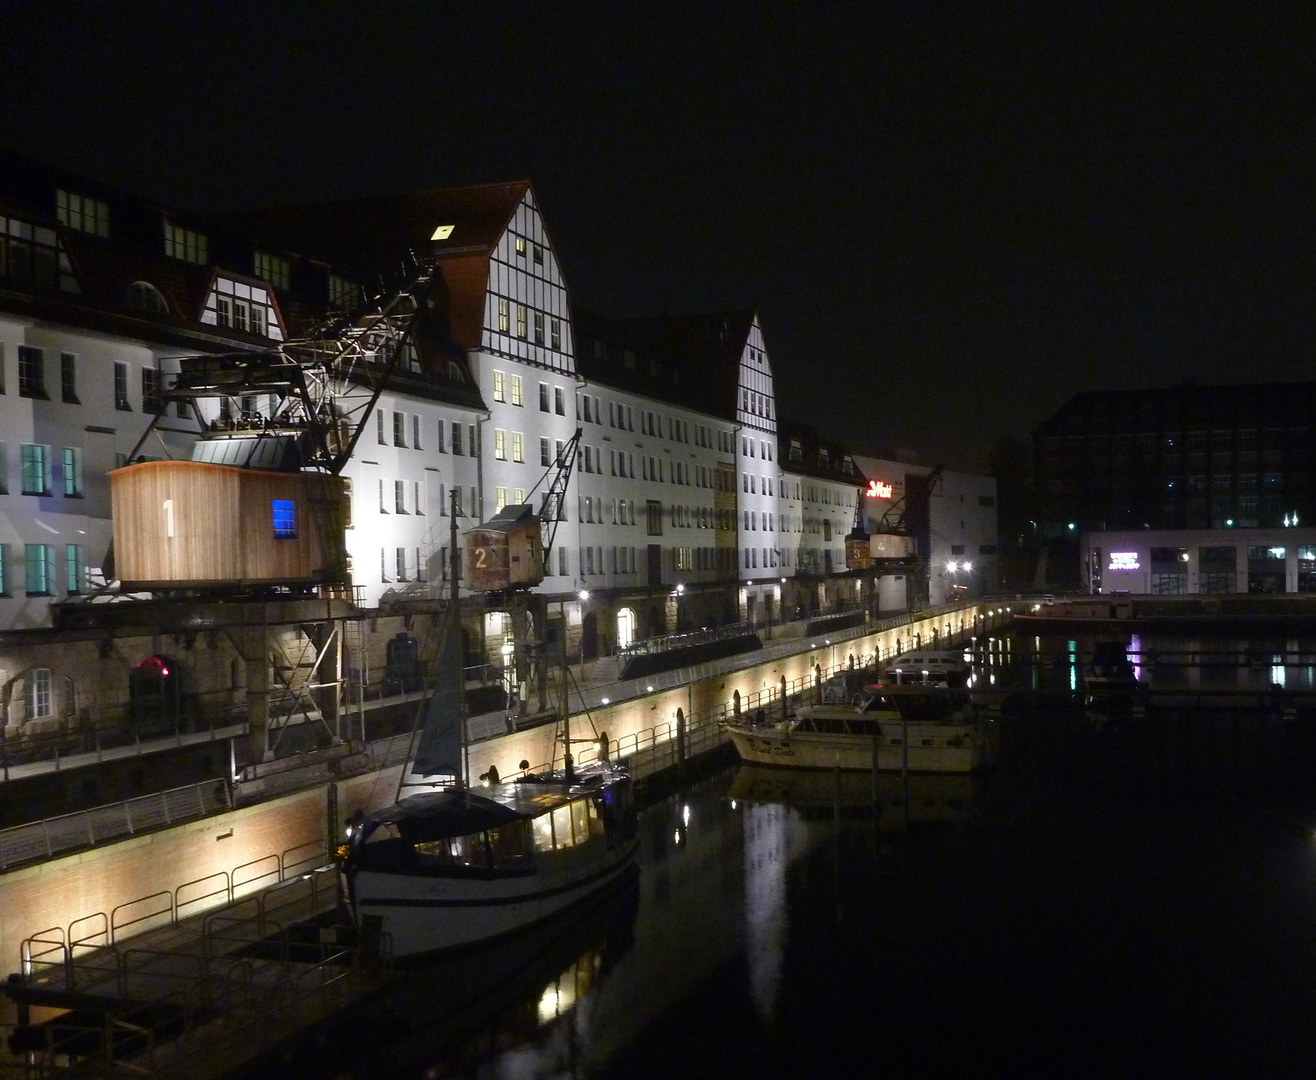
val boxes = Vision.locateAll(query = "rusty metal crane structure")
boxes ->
[110,258,444,597]
[126,258,444,482]
[95,258,449,761]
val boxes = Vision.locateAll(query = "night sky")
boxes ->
[3,3,1313,472]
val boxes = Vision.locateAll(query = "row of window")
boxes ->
[2,345,163,412]
[742,435,775,463]
[375,415,481,458]
[367,535,790,586]
[495,299,563,349]
[375,479,480,518]
[1,215,80,294]
[377,410,427,450]
[0,443,84,497]
[740,386,774,421]
[0,542,86,596]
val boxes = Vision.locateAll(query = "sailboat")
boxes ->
[339,502,638,961]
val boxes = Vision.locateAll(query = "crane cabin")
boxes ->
[464,504,544,592]
[110,459,349,591]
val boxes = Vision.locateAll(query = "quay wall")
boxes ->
[0,766,408,972]
[0,603,1000,968]
[463,604,1001,782]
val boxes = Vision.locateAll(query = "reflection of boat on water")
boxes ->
[1084,640,1139,692]
[302,868,640,1079]
[1083,640,1141,728]
[729,763,985,826]
[725,685,995,773]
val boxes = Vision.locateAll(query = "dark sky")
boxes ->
[3,3,1313,471]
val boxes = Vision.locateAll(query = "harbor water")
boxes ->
[285,629,1316,1078]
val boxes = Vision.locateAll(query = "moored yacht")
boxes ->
[341,761,638,960]
[884,649,972,686]
[725,684,994,773]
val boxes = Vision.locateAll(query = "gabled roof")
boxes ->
[575,310,755,420]
[778,419,868,487]
[207,181,530,273]
[207,183,531,352]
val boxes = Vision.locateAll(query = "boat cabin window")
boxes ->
[414,820,533,868]
[532,797,598,852]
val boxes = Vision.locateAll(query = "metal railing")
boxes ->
[0,779,232,871]
[19,842,333,979]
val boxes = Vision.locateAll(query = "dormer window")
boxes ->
[56,190,109,238]
[1,217,80,293]
[125,281,169,315]
[254,251,290,290]
[329,273,360,311]
[164,223,207,264]
[202,277,282,341]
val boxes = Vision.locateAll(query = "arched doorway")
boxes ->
[129,655,182,735]
[383,632,421,695]
[616,607,636,651]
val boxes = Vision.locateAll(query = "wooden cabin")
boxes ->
[110,460,348,590]
[464,504,544,592]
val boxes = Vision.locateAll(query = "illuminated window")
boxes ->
[20,444,50,495]
[494,429,506,460]
[516,305,527,339]
[512,431,524,463]
[254,251,290,290]
[62,447,82,496]
[329,274,360,310]
[272,499,296,538]
[25,544,55,596]
[164,223,207,264]
[515,236,526,258]
[510,374,523,406]
[498,297,510,332]
[25,667,52,719]
[56,190,109,237]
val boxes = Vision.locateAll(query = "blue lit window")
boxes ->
[272,499,295,539]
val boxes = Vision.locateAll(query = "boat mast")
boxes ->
[561,598,573,782]
[451,486,467,787]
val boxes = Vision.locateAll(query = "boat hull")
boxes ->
[350,837,639,960]
[726,724,991,773]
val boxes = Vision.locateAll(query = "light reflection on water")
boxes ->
[316,628,1316,1078]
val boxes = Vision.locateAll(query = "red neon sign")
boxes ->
[867,480,893,499]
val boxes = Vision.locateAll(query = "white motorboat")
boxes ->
[341,760,638,960]
[340,500,638,961]
[884,649,972,686]
[725,685,994,774]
